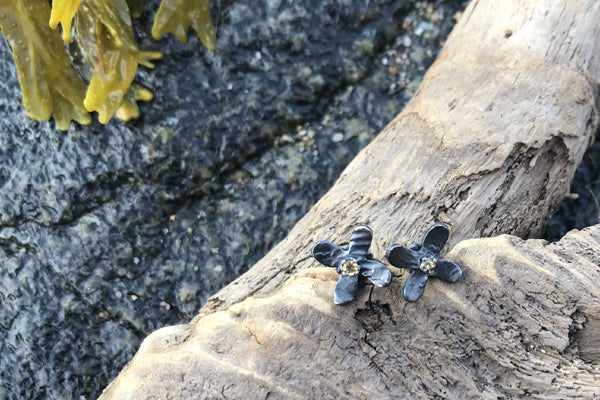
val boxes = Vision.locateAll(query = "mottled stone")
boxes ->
[545,127,600,241]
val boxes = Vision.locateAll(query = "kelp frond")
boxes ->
[48,0,81,42]
[0,0,91,130]
[126,0,145,19]
[0,0,216,130]
[116,84,153,122]
[76,0,162,124]
[152,0,216,50]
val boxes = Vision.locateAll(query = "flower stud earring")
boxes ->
[312,225,392,305]
[386,223,462,302]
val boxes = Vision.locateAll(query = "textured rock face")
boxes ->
[99,225,600,399]
[546,131,600,241]
[0,1,465,399]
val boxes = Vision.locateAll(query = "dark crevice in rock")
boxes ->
[545,125,600,241]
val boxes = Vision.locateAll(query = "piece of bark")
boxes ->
[99,0,600,398]
[100,225,600,399]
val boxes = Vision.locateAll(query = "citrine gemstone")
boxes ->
[419,257,436,274]
[341,258,359,276]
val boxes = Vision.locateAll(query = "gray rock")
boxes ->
[0,0,595,399]
[545,127,600,241]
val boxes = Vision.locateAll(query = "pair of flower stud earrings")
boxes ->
[311,223,462,305]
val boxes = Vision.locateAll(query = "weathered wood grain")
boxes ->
[99,0,600,398]
[100,225,600,399]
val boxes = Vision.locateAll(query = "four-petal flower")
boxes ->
[312,225,392,305]
[386,223,462,302]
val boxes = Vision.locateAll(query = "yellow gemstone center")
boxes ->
[420,257,436,274]
[341,258,359,276]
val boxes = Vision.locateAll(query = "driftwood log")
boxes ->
[100,227,600,399]
[100,0,600,398]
